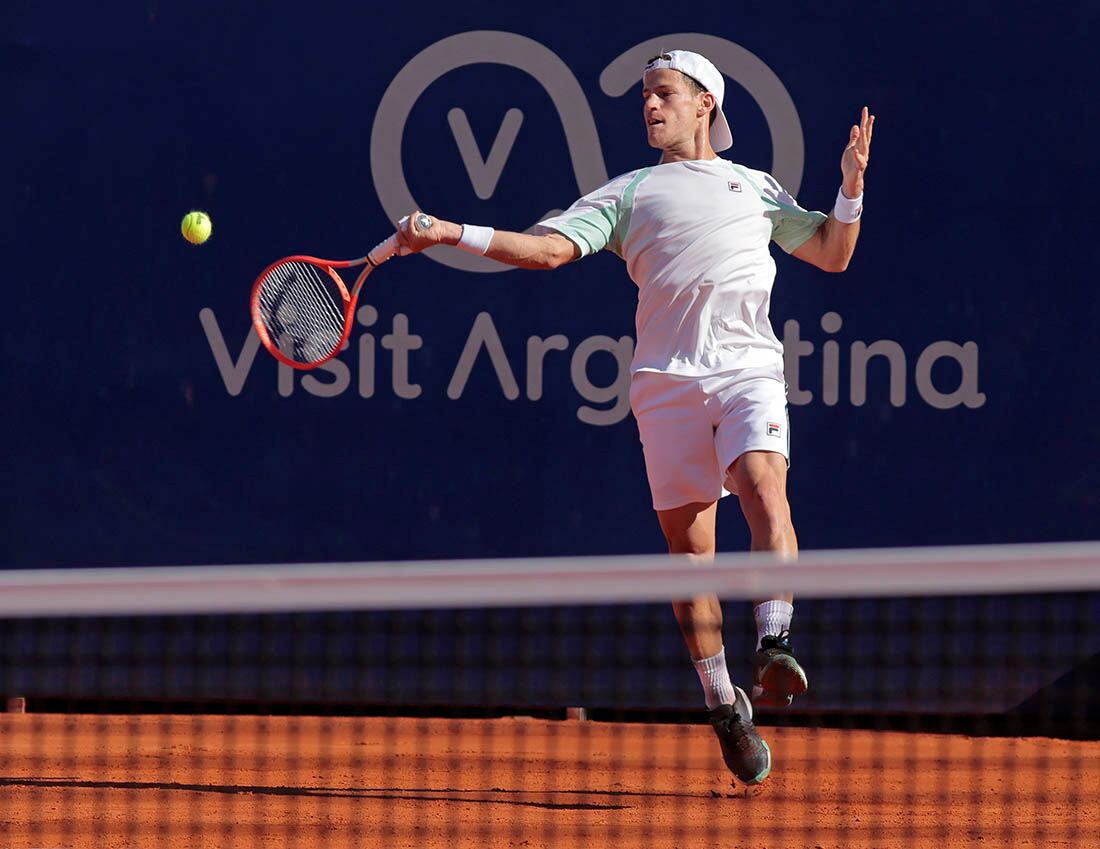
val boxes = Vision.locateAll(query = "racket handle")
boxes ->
[367,233,400,266]
[368,215,433,265]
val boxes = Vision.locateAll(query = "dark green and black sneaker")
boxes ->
[751,629,808,708]
[708,687,771,785]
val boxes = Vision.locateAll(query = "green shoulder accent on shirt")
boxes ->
[550,204,619,257]
[540,168,653,258]
[606,167,654,258]
[726,161,827,254]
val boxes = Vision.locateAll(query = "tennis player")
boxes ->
[396,50,873,785]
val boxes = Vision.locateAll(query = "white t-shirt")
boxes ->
[538,158,826,376]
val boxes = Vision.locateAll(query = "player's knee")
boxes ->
[664,531,713,557]
[740,475,790,528]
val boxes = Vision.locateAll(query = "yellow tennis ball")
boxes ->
[181,210,212,245]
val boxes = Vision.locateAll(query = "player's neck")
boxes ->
[659,132,717,164]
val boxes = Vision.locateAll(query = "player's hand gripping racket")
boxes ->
[250,214,432,369]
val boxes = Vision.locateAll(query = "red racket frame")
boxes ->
[250,222,425,370]
[249,254,374,371]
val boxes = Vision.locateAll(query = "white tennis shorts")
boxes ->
[630,364,790,511]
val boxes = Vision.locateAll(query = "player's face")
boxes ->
[642,69,704,150]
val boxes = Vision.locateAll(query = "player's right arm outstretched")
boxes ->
[395,214,580,270]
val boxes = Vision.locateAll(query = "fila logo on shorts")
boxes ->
[728,180,742,192]
[767,422,782,437]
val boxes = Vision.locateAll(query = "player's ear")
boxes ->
[699,92,716,119]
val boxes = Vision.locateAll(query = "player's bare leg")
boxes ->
[657,501,720,658]
[727,450,807,707]
[726,449,797,560]
[658,500,771,784]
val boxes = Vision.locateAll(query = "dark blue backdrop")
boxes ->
[5,3,1098,568]
[2,3,1097,711]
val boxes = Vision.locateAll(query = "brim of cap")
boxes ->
[711,107,733,152]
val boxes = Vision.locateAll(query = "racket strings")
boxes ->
[256,260,348,365]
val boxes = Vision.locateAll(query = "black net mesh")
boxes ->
[0,561,1097,847]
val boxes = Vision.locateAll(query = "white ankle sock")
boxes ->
[692,647,736,710]
[754,600,794,649]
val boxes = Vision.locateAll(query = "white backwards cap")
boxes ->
[644,50,733,152]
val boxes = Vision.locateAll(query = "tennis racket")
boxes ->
[250,213,432,370]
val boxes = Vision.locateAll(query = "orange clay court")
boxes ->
[2,713,1097,848]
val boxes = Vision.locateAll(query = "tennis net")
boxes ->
[1,542,1098,848]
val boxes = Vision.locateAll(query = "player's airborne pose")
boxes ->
[397,50,874,784]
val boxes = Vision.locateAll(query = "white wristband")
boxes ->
[834,187,863,224]
[457,224,495,255]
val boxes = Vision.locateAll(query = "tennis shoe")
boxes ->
[751,630,808,708]
[708,686,771,785]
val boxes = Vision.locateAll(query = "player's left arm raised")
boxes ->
[793,106,875,273]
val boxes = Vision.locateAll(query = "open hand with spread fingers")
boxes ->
[841,106,875,199]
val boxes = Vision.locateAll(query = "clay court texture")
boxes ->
[2,713,1097,848]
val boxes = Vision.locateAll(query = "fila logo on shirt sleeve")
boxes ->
[767,421,781,437]
[728,180,742,192]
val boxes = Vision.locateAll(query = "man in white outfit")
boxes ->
[397,50,874,785]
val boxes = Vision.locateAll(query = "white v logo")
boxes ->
[447,107,524,199]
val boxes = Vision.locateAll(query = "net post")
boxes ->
[565,706,587,721]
